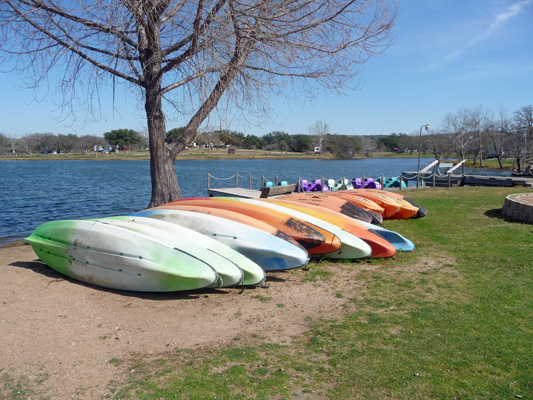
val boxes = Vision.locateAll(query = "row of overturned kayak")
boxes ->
[24,189,425,293]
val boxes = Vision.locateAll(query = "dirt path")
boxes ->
[0,241,357,399]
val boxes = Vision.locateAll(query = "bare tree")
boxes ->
[514,105,533,139]
[507,105,533,171]
[308,120,330,152]
[0,133,8,155]
[77,135,107,152]
[513,105,533,165]
[442,108,475,164]
[422,130,452,161]
[0,0,396,207]
[486,107,509,169]
[19,133,58,153]
[354,135,378,157]
[324,134,359,158]
[464,106,490,166]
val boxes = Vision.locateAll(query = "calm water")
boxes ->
[0,158,507,243]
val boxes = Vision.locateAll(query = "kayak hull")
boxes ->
[24,220,219,292]
[130,208,309,272]
[98,216,266,286]
[265,199,397,258]
[167,198,342,255]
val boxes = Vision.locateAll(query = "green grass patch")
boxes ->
[303,264,333,283]
[110,187,532,399]
[0,370,50,400]
[251,294,271,303]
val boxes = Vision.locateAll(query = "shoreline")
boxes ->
[0,152,515,170]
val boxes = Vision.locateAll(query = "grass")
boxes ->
[5,186,529,399]
[0,370,50,400]
[108,186,532,399]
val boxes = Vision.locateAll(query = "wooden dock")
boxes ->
[208,184,296,198]
[207,187,262,198]
[405,173,533,188]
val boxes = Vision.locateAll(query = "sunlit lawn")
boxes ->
[107,187,532,399]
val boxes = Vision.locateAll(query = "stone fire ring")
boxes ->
[502,193,533,224]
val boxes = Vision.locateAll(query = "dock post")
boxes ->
[298,177,301,192]
[433,165,436,188]
[275,176,278,186]
[236,172,238,187]
[321,177,324,192]
[342,176,346,190]
[399,174,403,191]
[381,174,384,190]
[249,173,252,190]
[207,173,210,190]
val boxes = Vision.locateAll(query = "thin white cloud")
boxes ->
[429,0,533,69]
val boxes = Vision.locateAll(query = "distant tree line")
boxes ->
[1,105,531,168]
[0,130,148,155]
[182,127,361,158]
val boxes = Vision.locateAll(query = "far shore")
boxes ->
[0,149,515,170]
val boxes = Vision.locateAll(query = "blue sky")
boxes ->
[1,0,532,138]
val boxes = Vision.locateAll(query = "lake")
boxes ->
[0,157,507,243]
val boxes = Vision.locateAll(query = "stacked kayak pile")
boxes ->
[25,190,424,293]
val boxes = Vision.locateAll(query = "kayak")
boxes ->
[152,204,302,248]
[344,189,426,218]
[263,199,397,258]
[167,198,342,255]
[24,219,219,292]
[346,191,401,219]
[278,193,377,224]
[226,198,372,260]
[323,191,385,215]
[130,208,309,272]
[98,216,266,286]
[355,220,415,251]
[346,190,418,219]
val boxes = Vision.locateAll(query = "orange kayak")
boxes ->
[347,189,426,218]
[347,190,418,219]
[313,192,385,224]
[279,193,376,224]
[323,192,385,214]
[336,190,401,219]
[264,199,396,258]
[166,198,341,255]
[153,204,302,248]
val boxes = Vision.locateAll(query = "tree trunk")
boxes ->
[515,156,522,173]
[146,86,182,208]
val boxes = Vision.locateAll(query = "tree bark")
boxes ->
[146,84,182,208]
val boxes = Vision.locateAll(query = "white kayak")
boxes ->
[98,216,266,286]
[355,220,415,251]
[130,208,309,271]
[24,219,219,292]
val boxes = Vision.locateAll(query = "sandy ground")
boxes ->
[0,241,359,399]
